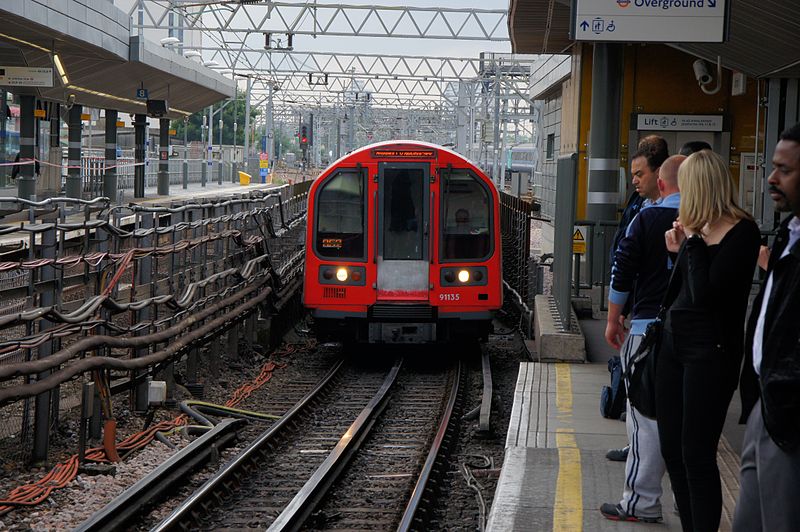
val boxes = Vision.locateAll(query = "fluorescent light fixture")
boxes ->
[64,84,192,117]
[53,53,68,85]
[184,50,202,58]
[160,37,181,46]
[0,31,50,53]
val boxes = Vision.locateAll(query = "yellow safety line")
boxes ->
[553,364,582,532]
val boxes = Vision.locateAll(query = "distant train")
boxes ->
[484,143,537,175]
[302,141,502,344]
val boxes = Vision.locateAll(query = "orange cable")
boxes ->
[0,346,298,515]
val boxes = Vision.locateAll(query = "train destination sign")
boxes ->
[572,0,729,43]
[370,148,437,159]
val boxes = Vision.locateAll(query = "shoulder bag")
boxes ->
[624,243,685,419]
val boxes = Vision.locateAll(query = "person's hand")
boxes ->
[605,315,627,350]
[665,221,686,253]
[758,245,770,271]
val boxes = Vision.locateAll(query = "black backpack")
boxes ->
[600,356,627,419]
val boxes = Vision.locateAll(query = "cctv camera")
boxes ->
[693,60,712,85]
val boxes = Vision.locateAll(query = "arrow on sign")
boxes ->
[708,0,716,6]
[580,20,590,31]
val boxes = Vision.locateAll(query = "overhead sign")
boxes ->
[572,0,729,43]
[136,88,149,99]
[0,66,53,87]
[635,113,724,132]
[572,228,586,255]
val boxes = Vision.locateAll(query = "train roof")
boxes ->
[323,140,484,172]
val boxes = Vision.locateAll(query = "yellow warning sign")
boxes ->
[33,109,46,118]
[572,228,586,254]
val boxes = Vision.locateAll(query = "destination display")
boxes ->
[572,0,729,43]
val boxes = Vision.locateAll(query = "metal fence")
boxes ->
[500,190,533,312]
[0,182,310,464]
[77,155,244,197]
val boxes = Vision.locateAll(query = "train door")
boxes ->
[376,162,429,300]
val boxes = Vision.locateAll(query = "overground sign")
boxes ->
[571,0,729,43]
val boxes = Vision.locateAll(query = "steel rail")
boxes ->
[268,359,404,532]
[152,359,347,532]
[479,344,493,434]
[397,361,463,532]
[74,418,247,532]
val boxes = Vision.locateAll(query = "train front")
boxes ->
[303,141,502,344]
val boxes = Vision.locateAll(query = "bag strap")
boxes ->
[654,241,687,321]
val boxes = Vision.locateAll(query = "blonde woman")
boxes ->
[657,149,760,532]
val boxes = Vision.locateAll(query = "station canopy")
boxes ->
[508,0,800,79]
[0,0,234,118]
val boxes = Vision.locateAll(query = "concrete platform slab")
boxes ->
[488,360,740,532]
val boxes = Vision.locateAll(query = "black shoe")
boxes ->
[600,503,662,523]
[605,445,629,462]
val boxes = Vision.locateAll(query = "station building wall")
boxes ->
[566,43,761,220]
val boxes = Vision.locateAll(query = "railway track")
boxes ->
[146,353,462,531]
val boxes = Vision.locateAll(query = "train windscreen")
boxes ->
[441,170,491,260]
[383,167,425,260]
[315,171,366,259]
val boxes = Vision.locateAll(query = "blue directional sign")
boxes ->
[572,0,728,43]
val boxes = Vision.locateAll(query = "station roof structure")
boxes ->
[508,0,800,79]
[0,0,234,118]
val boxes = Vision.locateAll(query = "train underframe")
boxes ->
[312,311,493,344]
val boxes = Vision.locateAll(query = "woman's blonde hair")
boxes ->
[678,149,752,233]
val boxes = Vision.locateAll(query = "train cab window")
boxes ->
[441,171,491,260]
[383,168,425,260]
[315,171,366,259]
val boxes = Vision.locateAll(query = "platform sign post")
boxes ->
[259,153,269,183]
[571,0,729,43]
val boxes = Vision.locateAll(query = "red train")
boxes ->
[302,141,502,344]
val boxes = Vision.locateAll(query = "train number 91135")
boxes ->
[439,293,461,301]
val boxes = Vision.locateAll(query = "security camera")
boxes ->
[693,60,712,85]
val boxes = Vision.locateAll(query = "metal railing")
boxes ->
[500,191,532,306]
[0,182,310,463]
[572,220,618,311]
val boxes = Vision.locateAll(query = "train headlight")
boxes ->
[336,267,349,282]
[457,270,470,283]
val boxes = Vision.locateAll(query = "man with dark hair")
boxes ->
[733,123,800,530]
[679,140,712,156]
[605,135,669,464]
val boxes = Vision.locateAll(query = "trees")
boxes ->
[171,89,259,145]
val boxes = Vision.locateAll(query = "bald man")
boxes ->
[602,154,685,523]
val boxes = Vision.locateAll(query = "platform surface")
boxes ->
[487,355,741,531]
